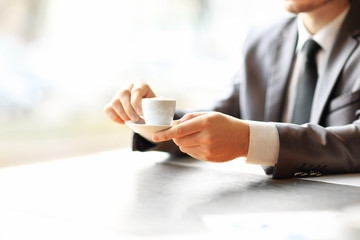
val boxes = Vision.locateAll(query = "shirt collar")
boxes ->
[296,6,350,53]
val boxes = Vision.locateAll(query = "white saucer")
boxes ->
[125,120,172,139]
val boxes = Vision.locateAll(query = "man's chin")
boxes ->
[282,0,332,13]
[283,3,307,13]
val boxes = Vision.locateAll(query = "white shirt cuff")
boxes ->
[245,121,279,166]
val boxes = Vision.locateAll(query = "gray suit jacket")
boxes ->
[134,0,360,179]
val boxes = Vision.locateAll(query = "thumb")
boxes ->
[172,120,182,126]
[179,112,208,123]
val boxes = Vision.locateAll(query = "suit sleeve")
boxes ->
[270,120,360,179]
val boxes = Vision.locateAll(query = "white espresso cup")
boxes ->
[142,97,176,125]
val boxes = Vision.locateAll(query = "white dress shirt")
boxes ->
[246,7,349,166]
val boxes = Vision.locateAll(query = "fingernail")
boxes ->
[152,135,159,142]
[131,114,139,122]
[137,107,142,116]
[172,120,181,126]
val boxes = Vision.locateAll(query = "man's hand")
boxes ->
[153,112,250,162]
[104,79,156,124]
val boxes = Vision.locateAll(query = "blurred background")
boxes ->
[0,0,290,167]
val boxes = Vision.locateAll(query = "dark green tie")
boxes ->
[292,39,321,124]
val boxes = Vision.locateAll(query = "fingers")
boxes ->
[172,132,201,147]
[104,105,125,124]
[170,112,207,127]
[177,145,216,162]
[153,114,206,142]
[178,112,207,123]
[104,79,156,124]
[117,87,140,122]
[131,79,156,116]
[172,120,181,126]
[178,145,202,159]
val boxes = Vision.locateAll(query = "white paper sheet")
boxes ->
[202,210,360,240]
[303,173,360,187]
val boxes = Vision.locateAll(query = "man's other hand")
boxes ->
[104,79,156,124]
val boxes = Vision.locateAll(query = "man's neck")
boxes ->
[300,0,350,35]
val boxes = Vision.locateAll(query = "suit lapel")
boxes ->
[311,2,360,124]
[311,36,359,123]
[265,20,298,122]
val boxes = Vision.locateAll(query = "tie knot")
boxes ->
[303,39,321,59]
